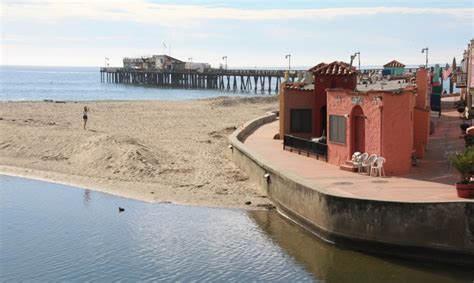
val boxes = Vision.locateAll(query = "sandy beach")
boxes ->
[0,96,278,209]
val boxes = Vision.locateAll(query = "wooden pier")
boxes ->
[100,68,298,94]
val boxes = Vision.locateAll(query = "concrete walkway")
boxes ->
[244,100,472,203]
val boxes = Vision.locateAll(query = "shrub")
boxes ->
[449,147,474,184]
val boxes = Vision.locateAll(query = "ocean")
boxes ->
[0,65,269,101]
[0,65,457,101]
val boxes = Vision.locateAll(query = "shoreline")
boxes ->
[0,97,278,210]
[0,165,258,209]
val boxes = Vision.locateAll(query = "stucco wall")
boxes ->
[283,89,317,140]
[326,88,416,175]
[413,108,430,159]
[326,90,382,167]
[413,68,431,159]
[416,68,430,109]
[314,74,357,93]
[229,114,474,266]
[382,90,416,175]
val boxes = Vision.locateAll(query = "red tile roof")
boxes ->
[383,60,405,68]
[308,62,327,72]
[283,82,314,91]
[312,61,356,76]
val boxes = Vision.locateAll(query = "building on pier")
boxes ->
[123,55,185,70]
[185,62,211,72]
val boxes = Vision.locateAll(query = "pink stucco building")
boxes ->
[279,61,357,140]
[280,62,431,176]
[326,68,431,175]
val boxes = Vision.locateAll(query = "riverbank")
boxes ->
[0,96,278,209]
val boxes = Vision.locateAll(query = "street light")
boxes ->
[421,47,429,67]
[355,52,360,71]
[188,57,193,62]
[350,52,360,71]
[222,56,227,70]
[104,57,109,67]
[285,54,291,71]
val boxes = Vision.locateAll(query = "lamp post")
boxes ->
[355,52,360,71]
[104,57,109,67]
[421,47,429,67]
[222,56,227,70]
[285,54,291,71]
[350,52,360,70]
[188,57,193,62]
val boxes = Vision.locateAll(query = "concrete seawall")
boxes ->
[229,113,474,266]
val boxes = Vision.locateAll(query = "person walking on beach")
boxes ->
[83,106,89,130]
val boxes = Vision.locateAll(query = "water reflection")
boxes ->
[248,210,474,282]
[0,175,314,282]
[1,174,472,282]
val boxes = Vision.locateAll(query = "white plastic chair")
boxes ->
[361,154,377,174]
[370,157,386,177]
[355,153,368,173]
[351,152,361,162]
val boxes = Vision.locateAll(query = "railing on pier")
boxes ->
[100,67,293,77]
[283,134,328,161]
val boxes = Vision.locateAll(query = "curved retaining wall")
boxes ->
[229,113,474,266]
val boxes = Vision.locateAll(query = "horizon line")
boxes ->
[1,63,448,69]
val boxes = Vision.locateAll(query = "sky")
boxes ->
[1,0,473,68]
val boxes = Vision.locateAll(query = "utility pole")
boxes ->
[285,54,291,71]
[421,47,429,67]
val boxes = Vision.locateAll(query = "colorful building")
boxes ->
[326,77,431,175]
[279,61,431,176]
[279,61,357,140]
[383,60,405,76]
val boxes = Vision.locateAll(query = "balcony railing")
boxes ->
[283,134,327,161]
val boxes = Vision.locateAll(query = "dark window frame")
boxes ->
[290,109,312,133]
[329,115,346,144]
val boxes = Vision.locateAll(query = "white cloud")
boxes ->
[1,1,471,67]
[2,1,472,24]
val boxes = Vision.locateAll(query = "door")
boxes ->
[352,106,365,154]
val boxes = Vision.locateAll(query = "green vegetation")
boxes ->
[449,147,474,184]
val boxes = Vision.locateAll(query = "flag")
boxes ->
[442,67,452,80]
[163,42,167,48]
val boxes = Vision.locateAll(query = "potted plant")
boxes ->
[449,147,474,198]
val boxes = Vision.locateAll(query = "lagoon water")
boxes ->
[1,175,472,282]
